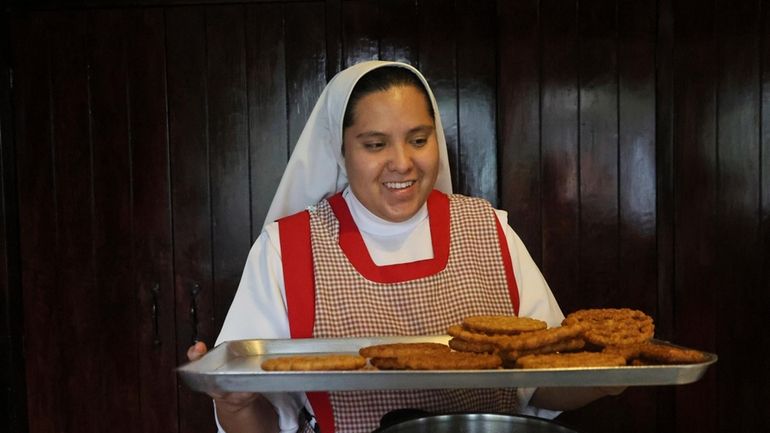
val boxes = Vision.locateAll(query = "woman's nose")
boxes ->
[387,143,413,172]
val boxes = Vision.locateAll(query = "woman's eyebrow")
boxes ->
[356,131,389,139]
[408,125,435,134]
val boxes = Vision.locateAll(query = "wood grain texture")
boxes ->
[246,3,288,233]
[672,0,719,431]
[539,0,580,310]
[166,7,216,433]
[497,0,542,263]
[456,0,497,203]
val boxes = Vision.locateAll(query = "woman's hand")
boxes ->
[186,342,279,433]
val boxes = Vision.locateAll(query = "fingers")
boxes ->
[187,341,208,361]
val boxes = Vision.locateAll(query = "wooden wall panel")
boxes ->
[715,0,764,431]
[418,0,458,191]
[125,9,178,433]
[342,0,378,66]
[89,10,142,432]
[166,7,216,433]
[246,3,288,233]
[672,0,719,431]
[205,5,251,331]
[378,0,418,66]
[540,0,581,309]
[14,12,65,433]
[285,2,326,150]
[762,1,770,427]
[456,0,496,203]
[577,0,620,309]
[498,0,542,263]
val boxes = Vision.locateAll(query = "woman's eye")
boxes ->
[364,142,385,150]
[411,137,428,147]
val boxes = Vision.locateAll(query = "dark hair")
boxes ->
[342,66,435,129]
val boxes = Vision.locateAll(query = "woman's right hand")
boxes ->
[186,342,278,432]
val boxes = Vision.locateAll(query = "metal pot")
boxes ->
[373,410,581,433]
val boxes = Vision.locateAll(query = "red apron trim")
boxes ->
[327,190,450,283]
[278,212,335,432]
[495,217,520,316]
[278,210,315,338]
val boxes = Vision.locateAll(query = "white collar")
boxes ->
[342,187,428,237]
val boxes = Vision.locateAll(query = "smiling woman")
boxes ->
[342,83,439,222]
[185,61,618,433]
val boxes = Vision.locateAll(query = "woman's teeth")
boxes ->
[384,181,414,190]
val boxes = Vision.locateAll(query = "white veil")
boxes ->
[262,60,453,230]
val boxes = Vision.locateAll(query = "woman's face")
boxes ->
[343,85,439,222]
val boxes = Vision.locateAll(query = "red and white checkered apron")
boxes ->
[306,192,520,433]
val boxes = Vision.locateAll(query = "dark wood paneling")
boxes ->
[497,0,542,263]
[715,0,764,432]
[672,0,719,431]
[166,6,216,433]
[13,11,63,433]
[89,9,142,432]
[616,1,658,432]
[285,2,326,150]
[456,0,496,203]
[418,0,458,191]
[125,9,178,433]
[342,0,378,66]
[378,0,418,65]
[205,5,251,331]
[246,3,288,233]
[762,0,770,423]
[577,0,620,309]
[539,0,580,309]
[0,8,26,433]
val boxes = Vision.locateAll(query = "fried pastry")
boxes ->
[359,342,450,358]
[462,315,547,335]
[515,352,627,369]
[400,351,502,370]
[562,308,654,347]
[261,354,367,371]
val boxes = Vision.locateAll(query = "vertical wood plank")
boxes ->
[618,0,657,324]
[246,3,288,233]
[456,0,497,203]
[0,9,27,433]
[578,0,619,307]
[654,0,677,428]
[616,0,661,432]
[285,2,326,150]
[326,0,343,80]
[715,0,764,431]
[762,1,770,426]
[672,0,718,431]
[13,12,63,433]
[497,0,542,264]
[125,8,177,433]
[540,0,581,309]
[418,0,458,191]
[379,0,418,65]
[49,11,97,433]
[88,8,140,432]
[166,6,216,433]
[342,0,378,66]
[205,5,251,331]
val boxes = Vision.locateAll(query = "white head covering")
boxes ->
[262,60,453,230]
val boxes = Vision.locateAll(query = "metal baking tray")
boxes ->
[177,335,717,394]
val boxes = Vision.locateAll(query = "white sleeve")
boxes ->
[494,209,564,420]
[213,223,307,433]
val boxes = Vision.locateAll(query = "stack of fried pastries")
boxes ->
[443,310,707,368]
[260,309,707,371]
